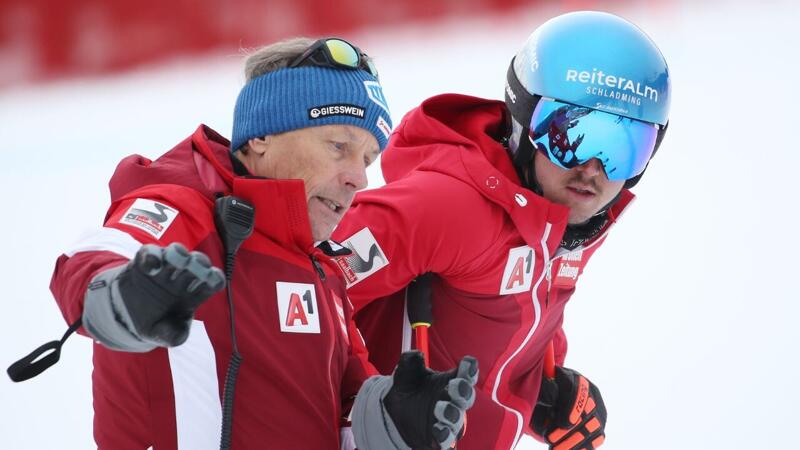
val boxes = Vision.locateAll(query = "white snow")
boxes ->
[1,0,799,448]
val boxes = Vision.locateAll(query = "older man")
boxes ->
[46,37,476,450]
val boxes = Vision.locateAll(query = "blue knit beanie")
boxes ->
[231,66,392,151]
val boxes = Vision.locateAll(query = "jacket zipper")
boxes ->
[310,255,326,281]
[544,260,553,308]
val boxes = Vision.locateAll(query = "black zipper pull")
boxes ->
[310,255,326,281]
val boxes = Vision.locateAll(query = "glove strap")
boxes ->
[7,318,81,382]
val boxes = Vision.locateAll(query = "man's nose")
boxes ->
[342,160,369,191]
[575,158,605,178]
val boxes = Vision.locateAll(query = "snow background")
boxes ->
[1,0,798,448]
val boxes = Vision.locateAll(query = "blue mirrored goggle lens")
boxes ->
[528,98,658,181]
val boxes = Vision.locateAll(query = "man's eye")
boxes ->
[331,142,346,151]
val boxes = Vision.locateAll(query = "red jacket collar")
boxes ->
[190,125,315,253]
[383,95,572,249]
[381,94,637,251]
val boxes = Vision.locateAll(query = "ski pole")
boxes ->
[544,340,556,379]
[407,273,467,448]
[406,273,433,366]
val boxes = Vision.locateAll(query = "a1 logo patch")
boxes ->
[500,245,535,294]
[276,282,320,334]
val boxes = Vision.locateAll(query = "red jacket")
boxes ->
[50,125,375,449]
[332,94,634,450]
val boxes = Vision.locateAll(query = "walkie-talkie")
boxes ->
[214,196,255,277]
[213,195,255,450]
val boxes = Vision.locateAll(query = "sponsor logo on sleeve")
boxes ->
[276,282,320,334]
[500,245,535,295]
[120,199,179,239]
[335,227,389,287]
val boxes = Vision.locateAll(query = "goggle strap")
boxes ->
[625,121,667,189]
[514,137,544,195]
[288,40,326,68]
[504,58,541,127]
[653,120,668,158]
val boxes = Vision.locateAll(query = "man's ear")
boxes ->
[247,136,272,156]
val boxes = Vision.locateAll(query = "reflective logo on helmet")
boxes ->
[505,82,517,103]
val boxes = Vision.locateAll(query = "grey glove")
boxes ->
[352,351,478,450]
[82,242,225,352]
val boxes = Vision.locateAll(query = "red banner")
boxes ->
[0,0,665,87]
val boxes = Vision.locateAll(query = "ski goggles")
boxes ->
[289,38,379,79]
[528,97,660,181]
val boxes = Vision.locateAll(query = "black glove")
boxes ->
[351,351,478,450]
[531,366,607,450]
[83,243,225,351]
[384,352,478,449]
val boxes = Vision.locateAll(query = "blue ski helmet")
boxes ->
[505,11,670,187]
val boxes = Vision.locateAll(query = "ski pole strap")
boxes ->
[7,318,82,382]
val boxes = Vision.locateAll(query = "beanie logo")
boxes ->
[376,116,391,139]
[363,81,390,115]
[308,104,366,120]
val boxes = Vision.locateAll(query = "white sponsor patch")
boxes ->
[553,249,586,289]
[120,199,179,239]
[335,227,389,287]
[276,282,320,334]
[500,245,535,294]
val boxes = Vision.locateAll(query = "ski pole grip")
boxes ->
[407,273,433,365]
[407,273,434,326]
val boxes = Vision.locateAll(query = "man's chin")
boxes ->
[310,224,335,243]
[567,211,594,225]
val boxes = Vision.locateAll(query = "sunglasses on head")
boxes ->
[289,38,379,79]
